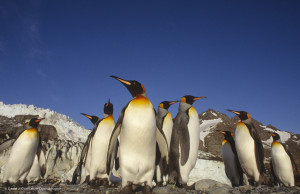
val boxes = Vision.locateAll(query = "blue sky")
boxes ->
[0,1,299,134]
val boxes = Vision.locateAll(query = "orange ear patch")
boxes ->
[181,97,186,103]
[222,139,228,145]
[159,103,164,108]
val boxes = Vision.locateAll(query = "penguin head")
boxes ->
[110,75,146,97]
[104,99,113,115]
[159,100,179,110]
[217,130,234,140]
[226,109,251,121]
[80,113,100,125]
[271,132,280,141]
[28,118,44,128]
[181,95,206,105]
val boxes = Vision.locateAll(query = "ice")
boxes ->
[0,102,89,142]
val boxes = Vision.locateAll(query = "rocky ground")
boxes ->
[0,180,299,194]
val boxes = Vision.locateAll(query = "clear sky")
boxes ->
[0,1,299,134]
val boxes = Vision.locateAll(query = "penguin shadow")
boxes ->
[123,182,152,194]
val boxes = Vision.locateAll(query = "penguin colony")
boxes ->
[0,75,298,192]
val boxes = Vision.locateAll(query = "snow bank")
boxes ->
[261,125,291,143]
[0,102,89,142]
[199,118,222,145]
[188,158,231,186]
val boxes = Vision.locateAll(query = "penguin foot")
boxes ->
[102,178,109,186]
[4,181,11,189]
[90,179,96,186]
[123,181,133,193]
[143,182,152,194]
[85,175,90,184]
[156,181,163,187]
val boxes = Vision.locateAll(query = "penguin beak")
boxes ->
[271,133,276,137]
[169,100,179,105]
[110,75,131,86]
[226,109,240,115]
[216,130,225,134]
[80,113,92,120]
[35,118,45,123]
[193,97,207,101]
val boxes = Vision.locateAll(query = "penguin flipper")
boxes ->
[156,126,169,175]
[281,143,299,175]
[37,138,47,178]
[114,140,120,171]
[0,127,27,153]
[71,130,94,184]
[270,160,279,184]
[174,111,190,166]
[0,139,15,153]
[227,137,244,185]
[106,103,128,174]
[246,123,265,174]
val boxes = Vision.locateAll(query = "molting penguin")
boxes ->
[270,132,298,187]
[218,130,243,187]
[155,100,178,185]
[3,118,44,184]
[72,113,100,185]
[226,109,267,185]
[106,76,168,193]
[169,95,206,187]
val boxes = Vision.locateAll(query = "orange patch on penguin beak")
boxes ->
[117,78,131,85]
[35,118,44,123]
[193,97,206,101]
[169,101,179,105]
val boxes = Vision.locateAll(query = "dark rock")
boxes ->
[39,125,58,141]
[14,115,39,123]
[195,179,228,192]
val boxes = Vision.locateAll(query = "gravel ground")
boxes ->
[0,180,299,194]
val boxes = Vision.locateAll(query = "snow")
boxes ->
[199,118,222,145]
[212,112,217,117]
[0,102,89,142]
[260,125,291,143]
[188,158,231,186]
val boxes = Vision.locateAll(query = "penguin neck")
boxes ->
[179,101,192,112]
[242,117,252,125]
[103,113,110,118]
[135,93,147,98]
[273,139,282,144]
[158,107,168,118]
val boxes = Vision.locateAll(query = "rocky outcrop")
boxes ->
[0,114,86,183]
[198,109,300,186]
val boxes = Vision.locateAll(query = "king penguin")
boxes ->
[106,76,168,193]
[218,130,243,187]
[169,95,206,187]
[155,100,178,185]
[72,113,100,184]
[89,99,116,186]
[270,132,298,187]
[3,118,44,185]
[226,109,268,185]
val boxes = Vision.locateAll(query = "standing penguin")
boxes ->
[155,100,178,185]
[270,132,298,187]
[226,110,267,185]
[89,100,116,186]
[106,76,168,193]
[169,95,206,187]
[2,118,44,184]
[72,113,100,184]
[218,130,243,187]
